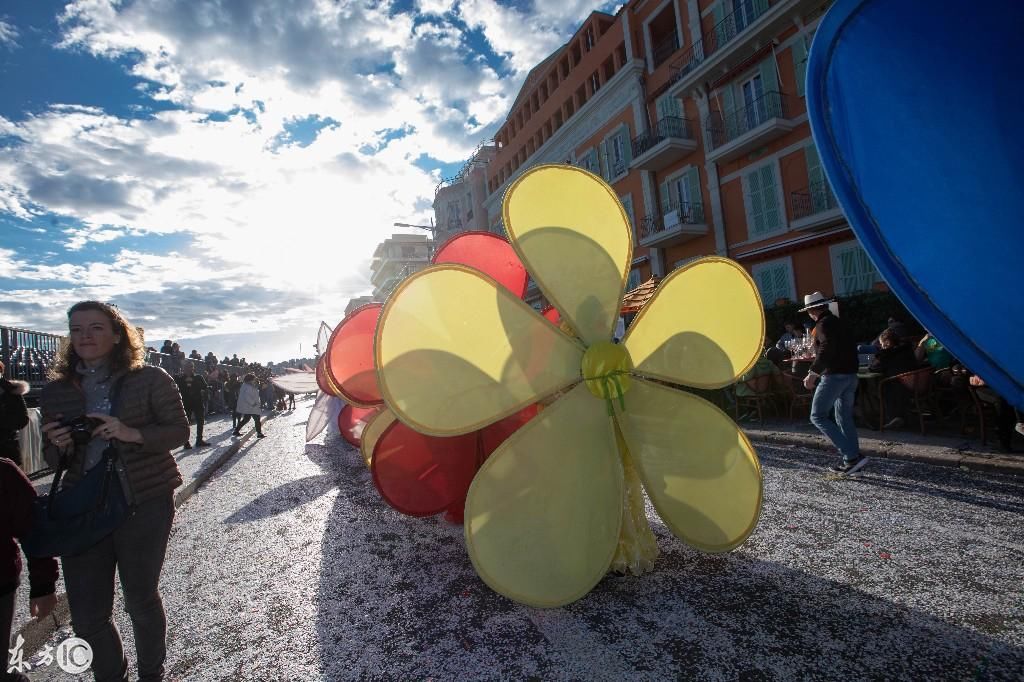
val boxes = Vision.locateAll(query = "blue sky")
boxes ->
[0,0,616,361]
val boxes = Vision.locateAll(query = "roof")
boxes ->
[621,276,661,313]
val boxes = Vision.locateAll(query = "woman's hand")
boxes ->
[30,593,57,619]
[88,413,144,444]
[803,372,819,391]
[41,415,74,455]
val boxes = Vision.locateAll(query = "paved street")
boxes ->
[24,406,1024,680]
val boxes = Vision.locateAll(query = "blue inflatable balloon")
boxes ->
[806,0,1024,409]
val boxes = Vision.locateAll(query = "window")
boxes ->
[601,124,632,180]
[578,147,598,174]
[830,241,882,295]
[743,162,784,237]
[400,244,417,258]
[751,258,796,306]
[655,94,683,123]
[659,167,701,222]
[793,33,811,97]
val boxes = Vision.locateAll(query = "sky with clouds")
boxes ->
[0,0,617,362]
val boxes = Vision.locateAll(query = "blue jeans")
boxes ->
[810,373,860,461]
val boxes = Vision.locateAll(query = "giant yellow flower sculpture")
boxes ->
[376,164,765,607]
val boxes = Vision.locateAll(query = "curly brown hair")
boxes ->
[48,301,146,382]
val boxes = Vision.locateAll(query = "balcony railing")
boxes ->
[670,0,777,82]
[791,180,839,220]
[638,202,706,240]
[705,90,793,151]
[631,117,693,159]
[652,32,680,69]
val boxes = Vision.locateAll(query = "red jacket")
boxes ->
[0,458,58,598]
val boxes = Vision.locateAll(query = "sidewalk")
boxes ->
[12,405,291,662]
[742,417,1024,476]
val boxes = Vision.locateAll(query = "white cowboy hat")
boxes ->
[798,291,836,312]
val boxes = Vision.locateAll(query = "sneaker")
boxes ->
[183,442,191,449]
[232,431,241,437]
[256,433,266,439]
[196,440,211,447]
[883,416,905,429]
[828,456,869,475]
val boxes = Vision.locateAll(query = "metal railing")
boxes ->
[631,116,693,159]
[652,32,680,68]
[1,325,63,385]
[791,180,839,220]
[705,90,792,151]
[637,202,706,240]
[670,0,776,81]
[435,138,496,195]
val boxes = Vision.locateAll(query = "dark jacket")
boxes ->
[0,378,30,461]
[870,344,920,378]
[40,365,187,505]
[175,374,209,411]
[810,311,859,375]
[0,458,58,598]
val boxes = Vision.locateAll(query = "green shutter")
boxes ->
[756,268,774,302]
[794,35,809,97]
[599,141,609,179]
[771,265,789,302]
[659,180,672,214]
[760,165,782,231]
[747,169,765,236]
[657,94,682,121]
[720,85,736,141]
[620,125,633,164]
[686,167,701,220]
[838,248,857,294]
[804,144,826,212]
[589,148,598,173]
[621,194,635,230]
[759,58,779,118]
[753,0,769,16]
[712,4,727,48]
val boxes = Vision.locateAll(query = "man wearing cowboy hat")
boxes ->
[800,291,867,475]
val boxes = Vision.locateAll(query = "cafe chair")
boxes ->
[734,374,782,426]
[781,372,813,419]
[878,367,939,436]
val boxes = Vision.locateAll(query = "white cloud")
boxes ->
[0,0,608,358]
[0,20,18,49]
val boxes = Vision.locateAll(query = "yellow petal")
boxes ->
[360,407,396,468]
[464,383,623,608]
[503,165,633,346]
[617,378,762,553]
[624,257,764,388]
[376,264,584,436]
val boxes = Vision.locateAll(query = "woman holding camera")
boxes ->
[40,301,187,682]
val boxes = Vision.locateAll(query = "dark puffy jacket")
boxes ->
[0,379,30,463]
[810,311,859,375]
[40,365,187,505]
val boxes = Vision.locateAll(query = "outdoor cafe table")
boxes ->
[856,370,883,427]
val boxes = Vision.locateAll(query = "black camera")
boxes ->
[62,415,103,446]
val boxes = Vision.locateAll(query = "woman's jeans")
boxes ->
[810,373,861,462]
[62,492,175,682]
[235,414,263,435]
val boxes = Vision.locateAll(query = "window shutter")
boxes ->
[756,268,775,303]
[771,265,790,301]
[794,35,809,97]
[804,144,826,211]
[760,164,782,231]
[659,180,672,215]
[627,268,642,291]
[712,4,727,48]
[657,94,682,121]
[759,58,779,118]
[621,194,635,232]
[753,0,769,15]
[599,141,609,180]
[589,148,598,173]
[746,169,766,236]
[620,124,632,165]
[720,85,736,140]
[686,167,702,221]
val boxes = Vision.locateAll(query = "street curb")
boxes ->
[748,430,1024,476]
[14,414,279,654]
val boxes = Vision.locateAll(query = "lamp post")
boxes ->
[393,220,438,235]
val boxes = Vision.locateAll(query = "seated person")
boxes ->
[860,316,910,354]
[915,331,954,370]
[775,322,800,351]
[969,374,1020,453]
[870,329,921,429]
[735,349,784,401]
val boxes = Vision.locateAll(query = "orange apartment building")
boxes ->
[464,0,881,314]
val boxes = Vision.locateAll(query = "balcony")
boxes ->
[630,117,698,171]
[790,180,845,231]
[703,91,798,163]
[668,0,799,95]
[637,202,709,248]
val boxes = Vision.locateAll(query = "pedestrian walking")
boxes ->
[799,292,868,475]
[39,300,188,682]
[175,362,210,448]
[233,373,265,438]
[224,373,241,430]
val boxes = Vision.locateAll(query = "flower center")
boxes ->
[581,341,633,408]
